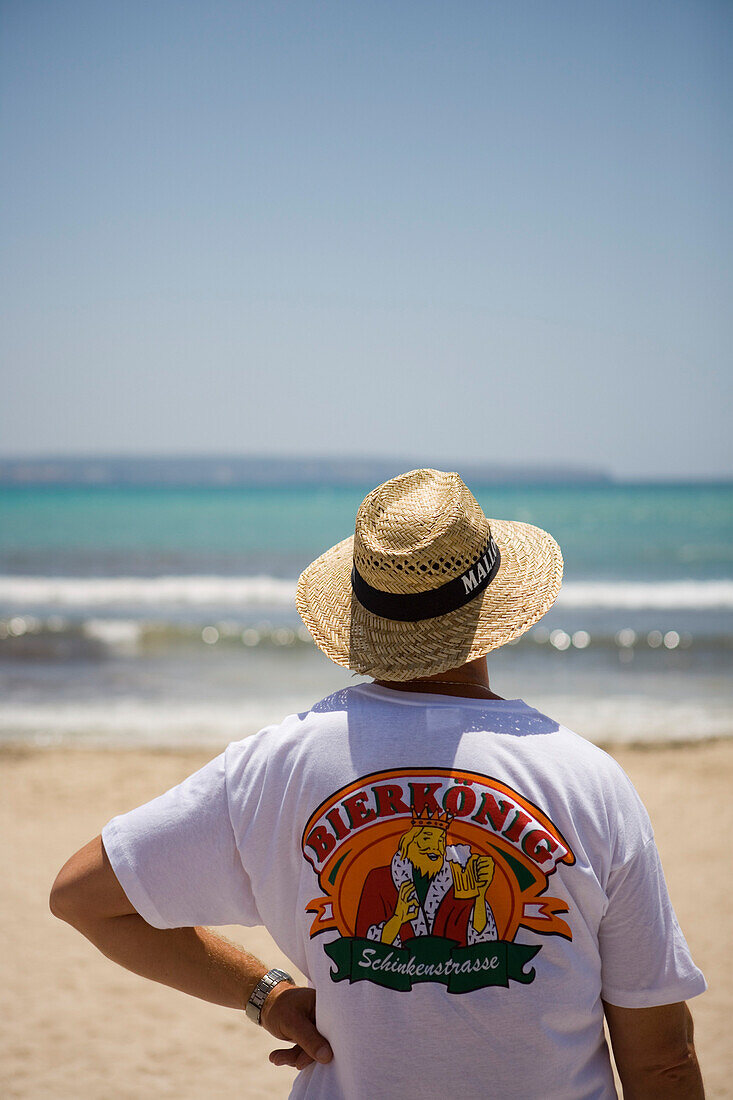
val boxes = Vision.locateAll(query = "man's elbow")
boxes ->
[49,835,131,929]
[622,1038,703,1099]
[605,1000,704,1098]
[49,862,87,927]
[648,1042,703,1093]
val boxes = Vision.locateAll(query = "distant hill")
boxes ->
[0,455,613,487]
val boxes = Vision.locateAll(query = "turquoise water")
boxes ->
[1,482,732,580]
[0,482,731,747]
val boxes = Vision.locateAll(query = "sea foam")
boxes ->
[0,575,295,607]
[1,575,733,610]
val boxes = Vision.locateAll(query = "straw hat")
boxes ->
[296,468,563,681]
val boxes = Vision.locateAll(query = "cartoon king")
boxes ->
[355,807,497,947]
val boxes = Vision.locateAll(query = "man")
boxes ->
[51,468,706,1098]
[355,810,498,946]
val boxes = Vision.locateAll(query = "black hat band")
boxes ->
[351,535,501,622]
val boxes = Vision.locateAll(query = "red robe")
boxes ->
[355,865,477,946]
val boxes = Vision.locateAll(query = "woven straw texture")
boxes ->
[296,469,563,681]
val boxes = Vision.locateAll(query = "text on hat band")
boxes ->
[351,535,501,622]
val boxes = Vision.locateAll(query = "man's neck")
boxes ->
[374,656,504,701]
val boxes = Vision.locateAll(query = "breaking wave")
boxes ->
[0,575,295,607]
[1,575,733,611]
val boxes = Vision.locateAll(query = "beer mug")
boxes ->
[450,855,480,899]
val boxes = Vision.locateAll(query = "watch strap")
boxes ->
[245,968,294,1025]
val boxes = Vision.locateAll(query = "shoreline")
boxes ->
[4,739,732,1098]
[2,729,733,755]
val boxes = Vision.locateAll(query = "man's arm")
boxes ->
[603,1000,704,1099]
[50,836,333,1071]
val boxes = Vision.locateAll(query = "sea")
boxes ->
[1,481,731,748]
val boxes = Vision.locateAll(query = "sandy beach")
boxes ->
[3,739,731,1099]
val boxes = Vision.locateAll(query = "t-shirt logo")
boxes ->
[302,769,575,993]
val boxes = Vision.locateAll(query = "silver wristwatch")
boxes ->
[245,968,294,1025]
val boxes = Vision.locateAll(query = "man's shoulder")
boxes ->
[224,686,356,766]
[517,701,629,771]
[497,704,646,823]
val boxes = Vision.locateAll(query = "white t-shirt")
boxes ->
[102,685,706,1100]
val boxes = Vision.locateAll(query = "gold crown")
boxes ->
[411,807,453,832]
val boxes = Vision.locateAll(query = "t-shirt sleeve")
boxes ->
[101,751,262,929]
[599,836,706,1008]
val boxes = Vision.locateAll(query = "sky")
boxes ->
[1,1,731,479]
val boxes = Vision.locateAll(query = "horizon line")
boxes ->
[0,452,730,485]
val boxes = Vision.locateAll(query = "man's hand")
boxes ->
[469,855,495,934]
[393,880,419,924]
[473,854,495,899]
[262,984,333,1071]
[381,880,419,944]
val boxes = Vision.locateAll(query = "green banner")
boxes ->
[325,936,540,994]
